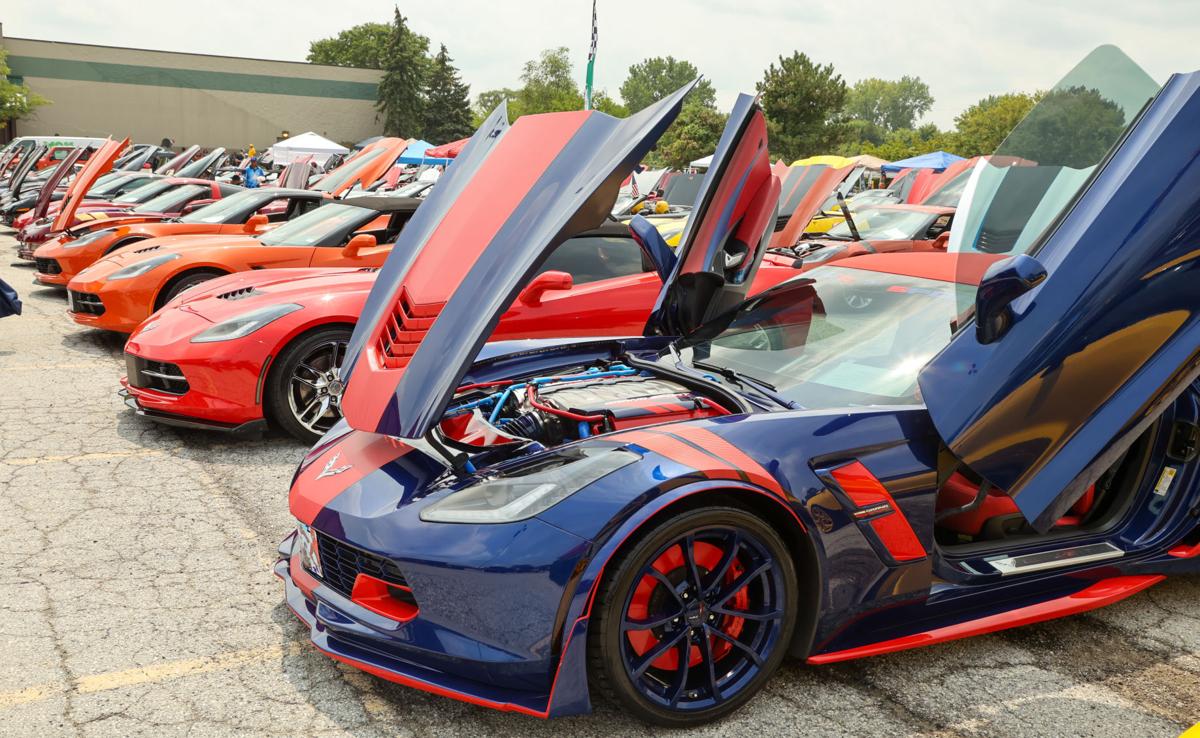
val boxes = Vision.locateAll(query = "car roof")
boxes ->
[831,252,1003,285]
[338,195,424,213]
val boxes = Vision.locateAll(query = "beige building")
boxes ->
[1,29,384,149]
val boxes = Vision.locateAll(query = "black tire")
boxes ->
[588,505,798,727]
[156,269,226,309]
[265,326,352,444]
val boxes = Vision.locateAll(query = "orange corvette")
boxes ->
[33,188,327,286]
[66,196,420,333]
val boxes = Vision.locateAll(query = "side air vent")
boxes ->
[132,244,162,255]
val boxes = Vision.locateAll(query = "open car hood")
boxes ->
[33,147,85,221]
[339,85,696,438]
[52,138,128,232]
[156,145,200,175]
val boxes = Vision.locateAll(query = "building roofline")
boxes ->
[2,35,379,74]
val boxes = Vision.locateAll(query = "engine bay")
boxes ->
[440,361,731,448]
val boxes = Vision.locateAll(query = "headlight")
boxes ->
[63,228,116,249]
[420,447,639,524]
[190,303,303,343]
[294,521,323,577]
[108,253,179,280]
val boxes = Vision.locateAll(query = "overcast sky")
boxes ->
[5,0,1199,126]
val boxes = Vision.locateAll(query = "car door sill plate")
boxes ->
[986,542,1124,576]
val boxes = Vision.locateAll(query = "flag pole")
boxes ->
[585,0,597,110]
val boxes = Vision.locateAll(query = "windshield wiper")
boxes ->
[691,360,798,409]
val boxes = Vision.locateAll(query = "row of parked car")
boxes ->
[9,44,1199,727]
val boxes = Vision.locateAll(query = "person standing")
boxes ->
[247,144,257,158]
[243,157,266,188]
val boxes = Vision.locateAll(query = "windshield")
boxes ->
[665,265,975,408]
[258,203,376,247]
[133,184,207,214]
[180,190,268,224]
[922,168,972,207]
[115,180,174,204]
[660,171,704,207]
[825,207,932,241]
[951,46,1160,259]
[313,148,387,193]
[87,173,134,197]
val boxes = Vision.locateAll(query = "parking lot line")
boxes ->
[0,643,306,710]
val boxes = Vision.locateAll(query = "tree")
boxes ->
[306,23,391,69]
[376,8,431,137]
[861,123,960,161]
[473,88,517,126]
[953,92,1039,156]
[756,52,847,161]
[648,104,727,170]
[0,48,49,124]
[995,86,1126,167]
[844,76,933,132]
[591,91,628,118]
[513,47,583,117]
[422,44,474,143]
[619,56,715,113]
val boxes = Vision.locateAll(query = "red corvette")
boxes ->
[120,220,803,441]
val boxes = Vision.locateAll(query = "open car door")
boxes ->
[645,93,780,336]
[919,47,1200,532]
[338,84,697,438]
[52,138,128,233]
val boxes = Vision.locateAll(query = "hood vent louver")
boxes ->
[216,286,261,301]
[132,244,162,255]
[377,288,441,370]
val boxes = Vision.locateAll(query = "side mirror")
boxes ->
[243,213,269,233]
[341,233,377,258]
[975,254,1047,344]
[518,270,573,307]
[932,231,950,250]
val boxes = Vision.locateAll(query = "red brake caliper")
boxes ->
[626,539,749,671]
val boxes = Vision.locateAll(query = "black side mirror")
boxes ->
[975,254,1047,344]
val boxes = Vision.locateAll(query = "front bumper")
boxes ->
[121,312,271,428]
[119,387,268,435]
[275,533,566,718]
[67,277,156,332]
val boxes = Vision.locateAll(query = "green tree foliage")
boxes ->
[422,44,474,143]
[860,123,959,161]
[472,88,517,126]
[953,91,1039,156]
[844,76,934,132]
[0,47,49,124]
[756,52,847,161]
[648,104,728,170]
[376,8,431,137]
[619,56,715,113]
[306,23,391,69]
[513,47,583,117]
[995,86,1125,167]
[591,91,628,118]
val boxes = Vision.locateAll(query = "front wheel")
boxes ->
[265,326,351,443]
[589,506,798,727]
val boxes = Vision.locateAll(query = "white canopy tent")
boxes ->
[690,154,713,169]
[266,132,349,167]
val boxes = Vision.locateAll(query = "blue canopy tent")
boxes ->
[396,140,452,166]
[881,150,965,174]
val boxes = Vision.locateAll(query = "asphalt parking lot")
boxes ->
[1,229,1198,737]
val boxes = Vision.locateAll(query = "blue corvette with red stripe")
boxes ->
[279,51,1200,726]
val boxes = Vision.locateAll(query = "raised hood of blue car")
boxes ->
[337,84,698,439]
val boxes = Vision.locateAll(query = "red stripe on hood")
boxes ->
[289,433,412,525]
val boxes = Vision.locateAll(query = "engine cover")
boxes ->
[537,376,722,431]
